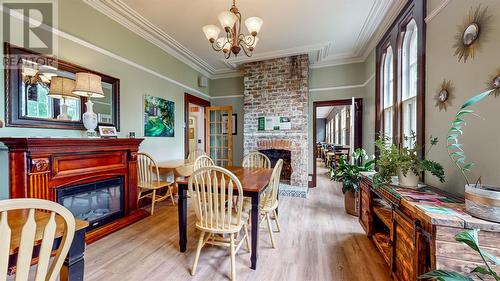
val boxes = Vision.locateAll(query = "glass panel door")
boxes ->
[206,106,233,167]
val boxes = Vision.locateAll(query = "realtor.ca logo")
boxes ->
[1,0,58,68]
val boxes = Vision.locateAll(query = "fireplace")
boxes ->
[0,137,148,243]
[57,177,124,231]
[259,149,291,183]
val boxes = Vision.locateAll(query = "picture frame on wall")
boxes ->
[222,114,237,135]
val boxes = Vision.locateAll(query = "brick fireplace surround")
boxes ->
[243,55,309,187]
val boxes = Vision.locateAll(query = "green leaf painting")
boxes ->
[144,95,175,137]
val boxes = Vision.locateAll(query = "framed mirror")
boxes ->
[4,43,120,130]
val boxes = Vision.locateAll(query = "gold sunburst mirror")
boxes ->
[486,68,500,97]
[453,5,492,63]
[435,80,454,111]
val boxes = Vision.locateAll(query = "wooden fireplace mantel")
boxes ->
[0,137,149,243]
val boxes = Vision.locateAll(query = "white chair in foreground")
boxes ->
[242,151,271,169]
[137,152,175,214]
[189,166,250,281]
[0,199,76,281]
[193,155,215,171]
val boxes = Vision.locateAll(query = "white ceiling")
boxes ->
[316,106,334,119]
[84,0,405,78]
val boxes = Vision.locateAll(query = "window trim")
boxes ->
[375,0,426,154]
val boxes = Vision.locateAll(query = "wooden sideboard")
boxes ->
[359,174,500,281]
[0,137,149,243]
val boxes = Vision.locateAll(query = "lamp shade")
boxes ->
[72,72,105,98]
[202,25,221,42]
[48,76,79,99]
[218,11,238,30]
[245,17,263,35]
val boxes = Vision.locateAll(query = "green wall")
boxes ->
[424,0,500,195]
[0,0,210,199]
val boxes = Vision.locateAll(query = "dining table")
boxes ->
[7,209,88,280]
[176,166,274,270]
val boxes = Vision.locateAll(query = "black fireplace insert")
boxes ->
[57,177,124,231]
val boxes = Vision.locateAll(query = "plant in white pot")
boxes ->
[374,133,445,189]
[447,89,500,223]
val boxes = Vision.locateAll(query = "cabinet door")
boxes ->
[392,211,417,281]
[358,180,372,235]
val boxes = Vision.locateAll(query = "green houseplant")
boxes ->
[447,89,500,222]
[374,133,445,188]
[420,229,499,281]
[330,148,375,216]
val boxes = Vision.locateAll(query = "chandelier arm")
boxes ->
[240,43,253,57]
[211,42,223,52]
[224,50,232,59]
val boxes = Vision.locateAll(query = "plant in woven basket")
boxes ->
[330,148,375,194]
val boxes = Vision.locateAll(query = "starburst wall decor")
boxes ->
[486,68,500,97]
[453,5,492,63]
[435,80,454,111]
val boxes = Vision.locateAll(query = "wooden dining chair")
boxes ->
[242,151,271,168]
[193,155,215,171]
[137,152,175,214]
[0,199,76,281]
[260,159,283,248]
[243,159,283,248]
[187,149,206,162]
[188,166,250,281]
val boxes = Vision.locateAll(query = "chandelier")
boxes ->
[202,0,263,59]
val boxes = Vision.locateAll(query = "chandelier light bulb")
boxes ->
[218,11,238,32]
[202,25,221,43]
[245,17,263,36]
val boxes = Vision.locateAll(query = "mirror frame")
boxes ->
[4,43,120,130]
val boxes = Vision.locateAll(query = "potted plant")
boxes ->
[447,89,500,223]
[330,148,375,216]
[420,229,499,281]
[374,133,445,188]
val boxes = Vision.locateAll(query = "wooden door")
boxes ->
[205,106,233,167]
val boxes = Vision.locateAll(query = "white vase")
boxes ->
[465,184,500,223]
[83,100,98,136]
[397,170,419,188]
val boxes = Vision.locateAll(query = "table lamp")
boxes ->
[48,76,79,120]
[72,72,105,137]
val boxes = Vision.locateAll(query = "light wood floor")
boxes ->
[84,161,391,281]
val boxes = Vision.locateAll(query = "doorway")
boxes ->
[312,98,363,187]
[184,93,210,159]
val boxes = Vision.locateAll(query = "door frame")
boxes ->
[184,93,210,159]
[312,98,363,188]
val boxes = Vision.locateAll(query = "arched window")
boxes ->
[382,46,394,144]
[402,19,418,147]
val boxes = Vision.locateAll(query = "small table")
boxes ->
[177,166,273,270]
[157,159,194,181]
[8,209,88,280]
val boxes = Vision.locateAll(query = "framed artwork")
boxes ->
[222,114,237,135]
[99,126,118,138]
[144,95,175,137]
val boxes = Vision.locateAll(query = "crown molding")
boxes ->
[309,73,375,92]
[222,43,331,69]
[211,95,244,99]
[84,0,403,78]
[425,0,451,23]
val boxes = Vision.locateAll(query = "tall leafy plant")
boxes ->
[373,133,445,186]
[447,89,494,186]
[420,229,499,281]
[330,148,375,193]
